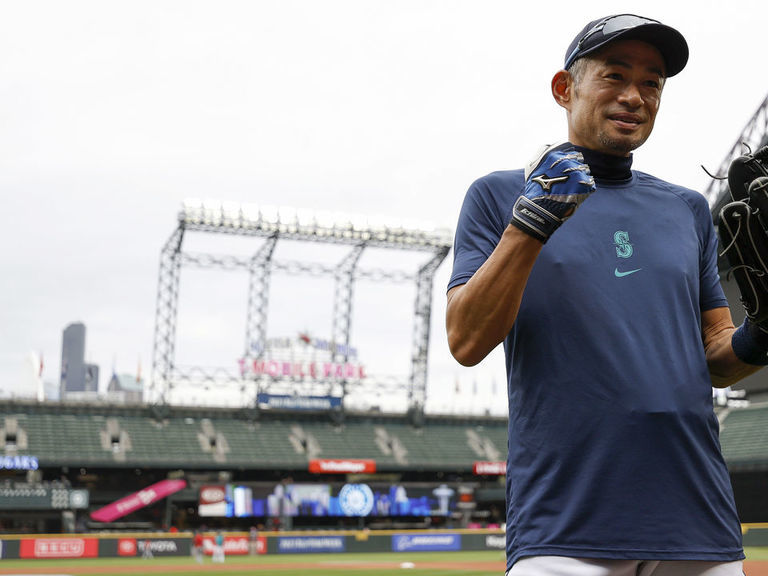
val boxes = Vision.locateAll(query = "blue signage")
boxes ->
[392,534,461,552]
[257,394,342,411]
[277,536,346,554]
[0,455,38,470]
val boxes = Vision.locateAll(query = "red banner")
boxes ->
[198,484,227,517]
[117,538,137,556]
[90,479,187,522]
[473,461,506,475]
[20,538,98,559]
[309,459,376,474]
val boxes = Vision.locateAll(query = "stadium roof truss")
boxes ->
[704,93,768,212]
[150,200,454,419]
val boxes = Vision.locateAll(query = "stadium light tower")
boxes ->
[150,200,453,421]
[704,93,768,211]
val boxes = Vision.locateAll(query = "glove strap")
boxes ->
[509,196,563,243]
[732,318,768,365]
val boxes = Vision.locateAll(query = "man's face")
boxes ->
[566,39,665,156]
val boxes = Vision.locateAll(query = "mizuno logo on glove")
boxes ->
[531,175,569,190]
[510,141,597,243]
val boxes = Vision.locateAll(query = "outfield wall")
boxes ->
[1,526,766,560]
[0,529,505,560]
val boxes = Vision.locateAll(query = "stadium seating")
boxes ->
[0,403,510,471]
[10,402,768,473]
[719,405,768,470]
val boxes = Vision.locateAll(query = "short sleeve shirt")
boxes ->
[449,169,743,569]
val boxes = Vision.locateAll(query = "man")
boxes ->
[446,14,767,576]
[212,530,225,563]
[192,530,204,564]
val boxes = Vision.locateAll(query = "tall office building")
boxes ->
[60,322,98,398]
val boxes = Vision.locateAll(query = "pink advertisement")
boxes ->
[90,479,187,522]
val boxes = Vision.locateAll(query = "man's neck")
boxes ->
[572,145,633,181]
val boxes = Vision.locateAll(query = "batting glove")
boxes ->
[510,142,596,243]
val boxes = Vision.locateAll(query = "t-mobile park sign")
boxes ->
[239,359,366,380]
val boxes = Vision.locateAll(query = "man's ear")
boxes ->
[551,70,572,109]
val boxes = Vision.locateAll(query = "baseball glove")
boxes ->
[718,145,768,324]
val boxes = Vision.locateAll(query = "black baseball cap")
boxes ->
[564,14,689,77]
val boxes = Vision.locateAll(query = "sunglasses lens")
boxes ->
[602,15,657,36]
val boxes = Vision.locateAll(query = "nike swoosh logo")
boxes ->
[614,267,642,277]
[531,175,569,191]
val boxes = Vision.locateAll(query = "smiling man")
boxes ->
[446,14,765,576]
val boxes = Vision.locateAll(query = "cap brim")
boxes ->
[579,23,689,77]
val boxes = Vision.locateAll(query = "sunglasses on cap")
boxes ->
[564,15,663,70]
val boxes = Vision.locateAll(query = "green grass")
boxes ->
[0,550,506,576]
[746,546,768,560]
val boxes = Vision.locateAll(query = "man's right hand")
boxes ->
[509,142,596,243]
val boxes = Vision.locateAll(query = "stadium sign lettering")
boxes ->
[200,486,226,503]
[139,540,179,553]
[222,537,249,554]
[239,359,365,380]
[392,534,461,552]
[473,461,506,476]
[91,479,187,523]
[251,334,359,359]
[308,459,376,474]
[257,394,342,411]
[20,538,99,559]
[277,536,345,553]
[485,535,506,549]
[203,536,249,555]
[0,455,38,470]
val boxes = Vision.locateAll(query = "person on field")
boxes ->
[447,13,762,576]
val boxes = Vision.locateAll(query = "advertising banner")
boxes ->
[117,538,137,556]
[19,538,98,559]
[117,538,187,557]
[391,534,461,552]
[198,484,227,517]
[484,534,506,550]
[203,535,249,556]
[90,479,186,522]
[277,536,346,554]
[308,459,376,474]
[256,394,343,411]
[473,461,506,475]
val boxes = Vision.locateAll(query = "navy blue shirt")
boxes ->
[449,159,743,570]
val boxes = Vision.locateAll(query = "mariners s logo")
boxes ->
[614,231,633,258]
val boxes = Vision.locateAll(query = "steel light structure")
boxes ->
[704,93,768,211]
[150,200,453,418]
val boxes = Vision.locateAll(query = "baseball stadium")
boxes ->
[4,1,768,569]
[1,89,768,575]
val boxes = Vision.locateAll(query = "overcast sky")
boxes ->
[1,0,766,415]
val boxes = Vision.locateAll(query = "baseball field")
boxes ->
[0,549,767,576]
